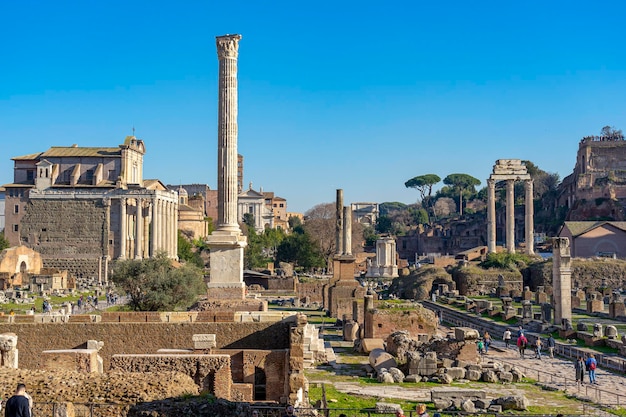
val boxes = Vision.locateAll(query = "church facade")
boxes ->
[3,137,178,285]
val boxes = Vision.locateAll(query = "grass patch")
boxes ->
[308,383,419,412]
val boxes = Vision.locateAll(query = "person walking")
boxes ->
[575,356,585,386]
[517,333,528,358]
[586,354,598,384]
[547,335,556,359]
[503,328,512,349]
[4,383,31,417]
[483,331,491,353]
[534,338,543,360]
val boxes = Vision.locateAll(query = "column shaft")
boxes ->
[506,179,515,253]
[119,198,127,259]
[487,179,496,253]
[343,205,352,256]
[135,198,143,259]
[216,35,242,231]
[525,180,534,255]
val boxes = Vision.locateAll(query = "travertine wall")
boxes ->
[0,321,290,370]
[20,199,107,277]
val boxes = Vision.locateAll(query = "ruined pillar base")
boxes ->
[206,231,247,301]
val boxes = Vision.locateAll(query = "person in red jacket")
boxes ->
[517,334,528,358]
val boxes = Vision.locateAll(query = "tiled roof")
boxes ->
[41,147,120,158]
[564,221,626,237]
[11,152,43,161]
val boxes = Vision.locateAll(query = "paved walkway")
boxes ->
[484,339,626,407]
[311,324,626,416]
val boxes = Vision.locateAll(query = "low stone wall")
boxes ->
[0,321,291,370]
[111,354,233,400]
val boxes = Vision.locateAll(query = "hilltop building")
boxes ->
[559,133,626,211]
[2,137,179,284]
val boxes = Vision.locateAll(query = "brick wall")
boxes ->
[0,321,291,370]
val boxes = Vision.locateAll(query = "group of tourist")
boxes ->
[394,404,432,417]
[507,326,556,360]
[575,353,598,385]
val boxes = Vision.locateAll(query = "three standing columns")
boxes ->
[486,179,534,255]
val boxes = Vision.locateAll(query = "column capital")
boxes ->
[487,178,496,186]
[216,34,242,60]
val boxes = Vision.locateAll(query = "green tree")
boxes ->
[375,215,393,234]
[276,227,324,270]
[443,173,481,216]
[111,254,205,311]
[404,175,441,214]
[177,231,204,268]
[0,231,9,251]
[243,226,270,269]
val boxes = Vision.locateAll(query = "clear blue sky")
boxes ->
[1,1,625,213]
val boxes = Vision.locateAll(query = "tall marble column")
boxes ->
[119,198,127,259]
[487,179,496,253]
[216,34,242,233]
[206,34,248,300]
[525,180,534,255]
[506,179,515,253]
[135,198,143,259]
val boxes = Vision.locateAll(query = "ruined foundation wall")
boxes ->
[0,321,290,370]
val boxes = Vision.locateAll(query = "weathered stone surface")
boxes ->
[461,399,476,413]
[375,402,402,413]
[369,349,397,373]
[498,371,513,383]
[466,369,482,381]
[362,338,385,353]
[454,327,479,341]
[385,331,421,358]
[439,373,453,384]
[377,370,395,383]
[510,368,524,382]
[446,367,466,380]
[434,399,453,410]
[388,367,405,383]
[494,395,529,410]
[474,398,490,409]
[482,369,498,383]
[403,374,422,383]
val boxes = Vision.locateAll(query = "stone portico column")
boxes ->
[487,178,496,253]
[173,200,178,259]
[343,206,352,256]
[143,201,150,258]
[135,198,143,259]
[506,179,515,253]
[119,198,127,259]
[216,34,242,233]
[164,201,170,256]
[525,180,534,255]
[151,198,159,255]
[159,199,165,254]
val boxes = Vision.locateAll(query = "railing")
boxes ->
[423,302,626,410]
[255,407,591,417]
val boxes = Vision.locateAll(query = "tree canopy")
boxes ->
[443,173,481,215]
[111,254,206,311]
[404,174,441,203]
